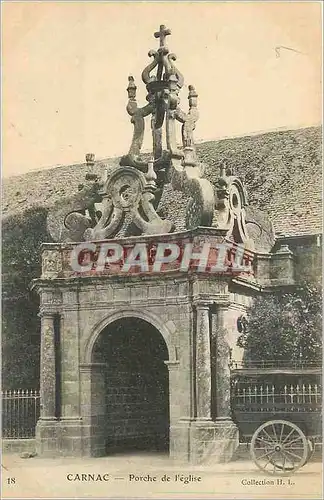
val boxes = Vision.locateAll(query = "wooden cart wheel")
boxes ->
[250,419,308,476]
[307,438,315,462]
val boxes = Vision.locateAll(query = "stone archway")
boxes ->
[84,316,171,455]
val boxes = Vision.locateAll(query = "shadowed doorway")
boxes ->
[92,317,169,454]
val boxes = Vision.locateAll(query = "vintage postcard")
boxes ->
[1,1,322,499]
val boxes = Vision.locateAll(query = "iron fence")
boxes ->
[2,389,40,438]
[231,382,322,413]
[230,359,321,370]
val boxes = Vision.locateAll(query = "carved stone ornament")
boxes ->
[46,25,251,243]
[47,173,103,242]
[120,24,215,231]
[42,250,63,278]
[213,165,253,248]
[84,162,174,240]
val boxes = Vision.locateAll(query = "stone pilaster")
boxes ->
[164,360,182,460]
[255,253,271,285]
[195,302,212,421]
[80,363,106,457]
[270,244,295,285]
[61,306,81,420]
[164,360,180,422]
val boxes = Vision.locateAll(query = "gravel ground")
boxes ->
[1,452,322,499]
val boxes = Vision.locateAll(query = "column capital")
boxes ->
[193,300,213,309]
[79,363,107,373]
[38,309,59,319]
[213,302,230,312]
[164,360,180,370]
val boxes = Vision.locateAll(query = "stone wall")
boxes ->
[2,439,36,454]
[291,237,321,285]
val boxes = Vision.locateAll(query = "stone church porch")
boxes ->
[34,252,256,463]
[30,22,300,465]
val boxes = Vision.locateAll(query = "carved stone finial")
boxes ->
[154,24,171,48]
[146,158,157,186]
[117,24,216,231]
[120,23,187,173]
[47,25,251,242]
[127,76,137,100]
[85,153,95,167]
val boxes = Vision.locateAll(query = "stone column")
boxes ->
[191,303,239,464]
[212,305,232,421]
[195,302,212,421]
[39,313,57,420]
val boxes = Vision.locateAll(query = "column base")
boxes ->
[81,415,106,457]
[36,418,84,457]
[189,419,239,464]
[169,420,191,462]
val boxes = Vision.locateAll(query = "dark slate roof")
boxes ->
[2,126,322,238]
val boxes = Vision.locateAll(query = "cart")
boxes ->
[230,360,322,475]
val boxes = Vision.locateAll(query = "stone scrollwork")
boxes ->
[185,178,215,230]
[84,163,174,240]
[47,173,103,243]
[213,166,253,248]
[45,24,250,242]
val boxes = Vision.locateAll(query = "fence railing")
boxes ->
[2,389,40,439]
[230,359,321,370]
[231,383,322,412]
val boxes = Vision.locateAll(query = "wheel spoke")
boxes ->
[279,424,285,443]
[262,428,276,443]
[255,437,273,446]
[282,428,295,444]
[284,449,303,462]
[281,451,286,469]
[280,452,295,471]
[284,436,303,447]
[256,449,276,461]
[263,460,271,470]
[271,423,278,442]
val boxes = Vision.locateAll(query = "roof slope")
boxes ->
[2,126,322,237]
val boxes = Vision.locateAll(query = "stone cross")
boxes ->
[154,24,171,48]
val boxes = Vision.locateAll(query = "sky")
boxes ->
[2,1,322,178]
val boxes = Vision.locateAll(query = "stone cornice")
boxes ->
[40,226,230,253]
[61,296,190,311]
[230,276,263,292]
[31,270,257,289]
